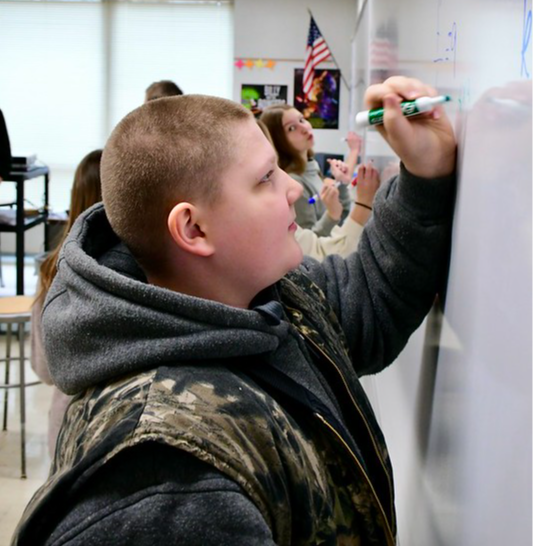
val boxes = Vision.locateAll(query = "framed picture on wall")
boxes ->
[241,84,288,117]
[293,68,340,129]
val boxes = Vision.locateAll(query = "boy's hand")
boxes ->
[321,178,342,221]
[364,76,456,178]
[327,158,351,184]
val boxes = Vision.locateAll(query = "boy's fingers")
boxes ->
[432,106,443,120]
[365,76,439,108]
[381,94,413,136]
[364,83,394,109]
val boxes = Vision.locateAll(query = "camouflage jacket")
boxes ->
[13,270,396,546]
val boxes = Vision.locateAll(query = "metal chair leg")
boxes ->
[19,323,27,479]
[18,323,26,479]
[2,323,12,430]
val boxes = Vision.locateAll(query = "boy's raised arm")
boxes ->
[301,76,457,375]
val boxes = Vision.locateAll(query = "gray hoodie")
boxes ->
[43,165,453,398]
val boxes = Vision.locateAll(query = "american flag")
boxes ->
[303,17,331,100]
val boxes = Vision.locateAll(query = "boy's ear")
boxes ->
[167,202,215,257]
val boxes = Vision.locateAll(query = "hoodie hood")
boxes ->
[43,203,291,395]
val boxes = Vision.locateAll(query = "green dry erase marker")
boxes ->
[355,95,452,130]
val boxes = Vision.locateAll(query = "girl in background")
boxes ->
[294,162,380,260]
[256,119,380,261]
[31,149,103,457]
[260,104,360,236]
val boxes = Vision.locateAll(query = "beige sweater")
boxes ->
[295,217,364,261]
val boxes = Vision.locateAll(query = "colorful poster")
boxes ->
[241,84,288,117]
[293,68,340,129]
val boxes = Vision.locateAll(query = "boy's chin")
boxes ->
[284,249,304,275]
[268,252,304,285]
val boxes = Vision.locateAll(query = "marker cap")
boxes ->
[355,111,369,130]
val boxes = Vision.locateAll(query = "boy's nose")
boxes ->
[286,174,303,204]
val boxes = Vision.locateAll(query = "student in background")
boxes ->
[260,104,356,236]
[343,130,363,183]
[295,161,380,260]
[13,76,457,545]
[257,119,379,260]
[31,149,103,457]
[145,80,183,103]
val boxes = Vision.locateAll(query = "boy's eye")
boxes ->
[260,170,274,183]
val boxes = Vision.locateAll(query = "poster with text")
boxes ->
[294,68,340,129]
[241,84,288,117]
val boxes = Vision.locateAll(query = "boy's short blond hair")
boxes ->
[101,95,252,271]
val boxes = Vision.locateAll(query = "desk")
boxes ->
[0,166,49,294]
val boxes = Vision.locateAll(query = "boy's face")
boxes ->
[204,118,304,304]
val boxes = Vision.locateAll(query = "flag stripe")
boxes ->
[303,17,332,100]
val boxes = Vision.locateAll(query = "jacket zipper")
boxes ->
[303,333,396,540]
[314,412,395,546]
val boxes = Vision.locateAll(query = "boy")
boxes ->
[13,76,456,545]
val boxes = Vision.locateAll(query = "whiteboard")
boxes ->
[351,1,532,544]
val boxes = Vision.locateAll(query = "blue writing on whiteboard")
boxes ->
[434,22,458,77]
[522,0,532,78]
